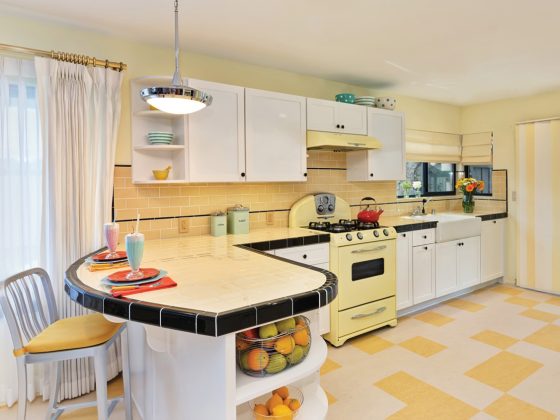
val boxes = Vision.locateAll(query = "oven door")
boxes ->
[336,240,396,310]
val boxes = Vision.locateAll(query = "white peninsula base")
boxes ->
[127,310,328,420]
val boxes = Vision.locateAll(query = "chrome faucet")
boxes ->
[421,198,432,214]
[411,206,423,216]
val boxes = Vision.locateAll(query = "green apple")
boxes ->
[259,323,278,339]
[286,345,305,364]
[265,353,287,374]
[275,317,296,333]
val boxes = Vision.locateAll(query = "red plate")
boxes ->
[107,268,160,282]
[93,251,127,262]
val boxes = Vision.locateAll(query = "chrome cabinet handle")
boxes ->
[351,245,387,254]
[351,307,386,319]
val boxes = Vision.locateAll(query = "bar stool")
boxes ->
[0,267,131,420]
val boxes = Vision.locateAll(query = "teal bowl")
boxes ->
[335,93,355,103]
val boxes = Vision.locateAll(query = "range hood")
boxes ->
[306,131,382,151]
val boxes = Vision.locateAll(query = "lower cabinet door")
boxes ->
[338,297,396,337]
[458,236,481,288]
[412,244,436,304]
[396,232,413,310]
[436,241,459,297]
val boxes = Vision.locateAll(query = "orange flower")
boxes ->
[477,181,485,191]
[466,184,475,192]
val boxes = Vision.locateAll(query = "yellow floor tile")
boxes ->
[414,311,455,327]
[471,330,518,349]
[523,324,560,352]
[320,358,341,376]
[465,351,543,392]
[375,371,478,420]
[505,296,540,307]
[520,309,559,323]
[545,296,560,307]
[350,334,393,355]
[490,285,524,296]
[399,336,447,357]
[484,394,556,420]
[445,298,485,312]
[325,390,337,405]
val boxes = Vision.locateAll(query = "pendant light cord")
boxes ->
[172,0,182,85]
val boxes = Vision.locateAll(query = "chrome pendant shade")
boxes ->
[140,0,211,114]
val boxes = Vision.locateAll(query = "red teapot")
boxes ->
[357,197,384,223]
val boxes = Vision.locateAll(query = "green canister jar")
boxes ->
[227,204,249,234]
[210,211,227,237]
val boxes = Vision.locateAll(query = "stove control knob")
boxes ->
[328,204,334,211]
[317,205,324,213]
[383,229,389,236]
[345,233,353,241]
[357,232,363,240]
[373,230,380,237]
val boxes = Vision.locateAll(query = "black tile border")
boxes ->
[65,234,337,337]
[477,212,508,222]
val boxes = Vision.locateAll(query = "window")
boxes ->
[465,165,492,196]
[397,162,456,197]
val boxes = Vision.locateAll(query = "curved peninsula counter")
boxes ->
[65,228,337,420]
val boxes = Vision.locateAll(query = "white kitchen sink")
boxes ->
[401,213,481,242]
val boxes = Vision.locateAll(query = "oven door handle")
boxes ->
[351,306,386,319]
[351,245,387,254]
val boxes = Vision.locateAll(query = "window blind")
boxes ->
[405,129,461,163]
[461,132,493,164]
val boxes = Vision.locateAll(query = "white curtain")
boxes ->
[0,57,47,407]
[34,57,124,400]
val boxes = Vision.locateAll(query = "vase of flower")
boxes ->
[401,180,412,198]
[456,177,485,213]
[412,181,422,197]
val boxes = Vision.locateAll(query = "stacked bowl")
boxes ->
[354,96,376,107]
[375,97,397,110]
[335,93,355,104]
[147,131,174,145]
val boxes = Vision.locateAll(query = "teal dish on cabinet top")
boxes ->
[335,93,355,103]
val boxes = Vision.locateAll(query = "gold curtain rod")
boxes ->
[0,43,127,71]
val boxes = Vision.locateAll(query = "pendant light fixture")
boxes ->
[140,0,211,114]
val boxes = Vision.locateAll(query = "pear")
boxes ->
[265,353,287,374]
[259,323,278,339]
[286,345,305,364]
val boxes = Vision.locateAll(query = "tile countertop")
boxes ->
[65,227,336,337]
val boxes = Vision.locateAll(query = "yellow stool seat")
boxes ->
[15,313,122,356]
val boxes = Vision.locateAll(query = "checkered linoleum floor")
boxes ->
[320,284,560,419]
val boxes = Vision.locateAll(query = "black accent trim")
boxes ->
[394,221,438,233]
[307,167,347,171]
[115,164,132,167]
[477,212,508,222]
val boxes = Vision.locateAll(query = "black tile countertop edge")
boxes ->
[393,212,507,233]
[65,236,337,338]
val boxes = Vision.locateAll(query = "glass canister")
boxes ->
[210,211,227,237]
[227,204,250,234]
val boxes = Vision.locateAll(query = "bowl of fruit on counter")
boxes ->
[250,386,303,419]
[236,316,311,377]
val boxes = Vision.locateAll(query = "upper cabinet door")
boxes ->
[307,98,367,135]
[245,89,307,182]
[186,79,245,182]
[366,109,406,180]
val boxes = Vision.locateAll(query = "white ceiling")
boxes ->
[3,0,560,105]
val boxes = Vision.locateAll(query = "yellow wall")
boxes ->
[0,12,461,165]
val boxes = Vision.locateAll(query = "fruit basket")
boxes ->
[236,316,311,377]
[249,385,303,420]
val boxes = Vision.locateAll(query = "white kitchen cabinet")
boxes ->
[245,89,307,182]
[346,108,406,181]
[307,98,367,135]
[412,243,436,304]
[481,219,505,281]
[436,236,480,297]
[396,232,413,310]
[435,240,459,297]
[272,243,330,335]
[186,79,245,182]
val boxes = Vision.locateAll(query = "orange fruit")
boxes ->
[271,404,293,420]
[254,403,269,419]
[274,386,290,399]
[262,338,276,349]
[292,328,309,346]
[274,336,295,355]
[236,337,250,351]
[246,348,269,371]
[288,399,301,411]
[266,392,284,413]
[283,397,292,406]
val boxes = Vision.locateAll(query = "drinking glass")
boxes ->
[104,222,120,259]
[125,233,145,280]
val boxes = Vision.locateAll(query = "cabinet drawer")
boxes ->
[274,243,329,265]
[338,297,396,337]
[413,229,435,246]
